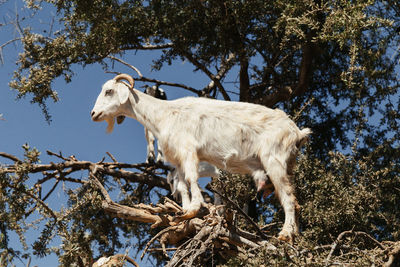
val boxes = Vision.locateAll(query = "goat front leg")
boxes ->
[144,128,156,163]
[175,169,191,211]
[155,145,164,163]
[178,153,203,220]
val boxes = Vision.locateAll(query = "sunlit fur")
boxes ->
[91,75,311,242]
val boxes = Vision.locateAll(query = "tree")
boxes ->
[1,0,400,266]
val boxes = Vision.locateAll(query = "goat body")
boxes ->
[91,74,311,242]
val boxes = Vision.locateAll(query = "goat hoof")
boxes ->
[174,209,198,222]
[277,231,295,244]
[146,157,155,164]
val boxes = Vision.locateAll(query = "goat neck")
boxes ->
[126,89,167,138]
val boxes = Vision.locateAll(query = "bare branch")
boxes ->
[202,53,236,97]
[135,76,202,96]
[0,38,22,64]
[106,151,118,163]
[124,43,174,50]
[1,151,171,190]
[255,37,316,107]
[181,51,231,101]
[258,85,293,107]
[108,56,143,78]
[0,152,21,163]
[106,57,202,95]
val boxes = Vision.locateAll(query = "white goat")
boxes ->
[91,74,311,242]
[143,85,167,163]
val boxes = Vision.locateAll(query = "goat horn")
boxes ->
[114,74,135,89]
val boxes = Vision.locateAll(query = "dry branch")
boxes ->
[2,151,397,266]
[384,242,400,267]
[181,51,231,100]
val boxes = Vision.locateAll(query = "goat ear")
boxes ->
[116,115,125,124]
[118,84,130,104]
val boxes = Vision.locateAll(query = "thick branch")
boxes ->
[294,39,314,96]
[239,56,250,102]
[258,38,316,107]
[91,173,172,227]
[384,242,400,267]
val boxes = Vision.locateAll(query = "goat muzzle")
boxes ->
[91,110,102,121]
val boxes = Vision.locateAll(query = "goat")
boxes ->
[143,85,167,163]
[91,74,311,242]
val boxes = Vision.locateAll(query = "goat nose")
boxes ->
[91,111,95,117]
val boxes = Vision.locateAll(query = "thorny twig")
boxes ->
[211,186,270,240]
[325,230,385,266]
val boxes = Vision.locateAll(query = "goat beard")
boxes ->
[105,117,115,133]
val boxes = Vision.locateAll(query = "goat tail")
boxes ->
[296,128,312,149]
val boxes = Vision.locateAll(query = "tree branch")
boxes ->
[202,53,236,97]
[181,51,231,101]
[124,43,174,50]
[90,172,173,228]
[0,152,22,163]
[1,151,171,190]
[293,38,314,97]
[257,38,316,107]
[325,230,385,266]
[239,56,250,102]
[107,57,202,96]
[212,187,270,240]
[0,38,22,64]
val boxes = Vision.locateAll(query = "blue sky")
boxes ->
[0,1,218,266]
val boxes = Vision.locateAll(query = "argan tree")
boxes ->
[1,0,399,266]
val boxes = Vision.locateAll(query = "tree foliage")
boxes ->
[1,0,400,266]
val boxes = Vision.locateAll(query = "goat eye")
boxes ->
[105,89,113,96]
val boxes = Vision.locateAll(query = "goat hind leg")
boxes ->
[263,157,299,243]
